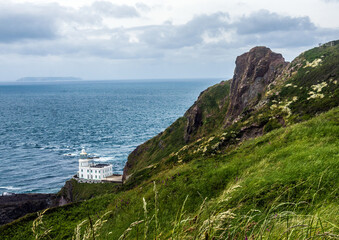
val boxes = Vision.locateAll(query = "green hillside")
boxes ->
[1,41,338,240]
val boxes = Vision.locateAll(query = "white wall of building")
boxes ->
[78,149,113,180]
[79,161,113,179]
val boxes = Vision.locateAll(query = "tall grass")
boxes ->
[32,209,52,240]
[72,211,111,240]
[64,174,337,239]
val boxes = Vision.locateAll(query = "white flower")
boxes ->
[303,58,322,68]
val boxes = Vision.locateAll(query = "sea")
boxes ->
[0,79,221,194]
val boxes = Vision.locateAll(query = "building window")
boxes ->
[95,170,97,173]
[81,169,83,172]
[81,174,83,177]
[87,169,89,173]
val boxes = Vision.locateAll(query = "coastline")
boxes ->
[0,193,63,226]
[0,174,123,226]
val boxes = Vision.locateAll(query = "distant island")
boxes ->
[17,77,82,82]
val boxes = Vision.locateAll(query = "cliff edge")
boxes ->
[225,46,287,125]
[123,42,339,182]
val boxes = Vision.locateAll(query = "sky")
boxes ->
[0,0,338,81]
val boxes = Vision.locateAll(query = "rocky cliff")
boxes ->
[183,47,287,142]
[122,46,288,180]
[225,47,287,124]
[122,43,339,183]
[184,104,203,143]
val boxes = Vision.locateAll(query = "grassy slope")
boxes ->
[1,107,338,239]
[125,42,339,182]
[124,81,231,185]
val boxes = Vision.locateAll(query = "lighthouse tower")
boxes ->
[79,148,92,167]
[78,149,92,179]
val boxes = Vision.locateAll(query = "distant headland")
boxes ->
[17,77,82,82]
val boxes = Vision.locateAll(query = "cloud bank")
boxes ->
[0,1,338,80]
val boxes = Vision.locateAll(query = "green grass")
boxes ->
[2,107,338,240]
[277,42,339,121]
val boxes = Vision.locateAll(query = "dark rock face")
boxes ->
[184,104,203,143]
[58,179,74,203]
[0,180,76,226]
[225,46,287,124]
[0,194,59,225]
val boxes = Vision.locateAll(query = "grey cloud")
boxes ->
[0,31,162,60]
[91,1,140,18]
[0,5,59,42]
[0,5,338,62]
[235,10,315,35]
[139,12,230,49]
[228,11,339,49]
[237,30,317,48]
[0,0,141,43]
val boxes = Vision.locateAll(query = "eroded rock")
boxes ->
[225,46,287,125]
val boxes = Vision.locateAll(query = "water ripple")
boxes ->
[0,79,220,194]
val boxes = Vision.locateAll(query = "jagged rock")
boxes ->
[225,46,287,125]
[184,104,203,143]
[239,123,266,142]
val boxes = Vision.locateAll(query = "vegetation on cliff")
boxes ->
[1,41,338,240]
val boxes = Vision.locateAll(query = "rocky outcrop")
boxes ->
[184,104,203,143]
[122,46,289,182]
[58,179,74,203]
[0,180,76,226]
[225,46,287,125]
[0,194,59,225]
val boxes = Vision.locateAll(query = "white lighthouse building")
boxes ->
[78,149,113,180]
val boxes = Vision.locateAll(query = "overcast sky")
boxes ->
[0,0,338,81]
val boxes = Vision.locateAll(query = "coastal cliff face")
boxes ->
[225,47,287,125]
[122,46,288,180]
[184,104,203,143]
[122,47,281,180]
[182,47,287,143]
[123,42,339,182]
[123,81,230,181]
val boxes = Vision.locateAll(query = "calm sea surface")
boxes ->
[0,79,220,194]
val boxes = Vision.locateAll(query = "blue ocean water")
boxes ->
[0,79,220,194]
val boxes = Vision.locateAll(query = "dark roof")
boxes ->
[92,163,111,168]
